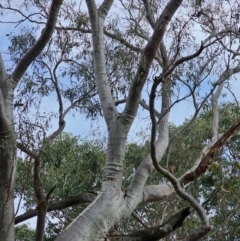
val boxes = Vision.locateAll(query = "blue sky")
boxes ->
[1,1,240,229]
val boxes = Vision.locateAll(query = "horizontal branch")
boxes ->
[15,192,96,224]
[141,118,240,204]
[142,184,175,203]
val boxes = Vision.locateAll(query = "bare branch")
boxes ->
[139,99,161,118]
[33,156,48,241]
[112,207,190,241]
[115,98,127,106]
[211,79,225,138]
[142,184,175,203]
[56,26,142,53]
[52,60,64,125]
[12,0,63,89]
[86,0,117,128]
[122,0,183,129]
[142,0,155,28]
[142,120,240,205]
[148,39,213,241]
[17,142,36,159]
[15,193,96,224]
[44,121,66,146]
[0,6,46,25]
[160,42,204,79]
[202,29,240,46]
[98,0,114,18]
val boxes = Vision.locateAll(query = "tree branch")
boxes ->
[0,91,12,133]
[56,26,142,53]
[15,192,96,224]
[12,0,63,89]
[211,77,226,138]
[122,0,183,129]
[142,0,155,28]
[52,60,64,126]
[17,142,36,159]
[142,184,175,203]
[141,119,240,204]
[112,207,190,241]
[0,54,7,84]
[181,118,240,185]
[86,0,117,128]
[98,0,114,18]
[33,156,47,241]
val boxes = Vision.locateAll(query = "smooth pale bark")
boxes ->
[12,0,64,89]
[0,55,15,241]
[33,156,48,241]
[0,1,64,240]
[55,1,183,240]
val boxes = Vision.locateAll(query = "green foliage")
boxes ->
[17,133,105,201]
[8,29,36,64]
[118,102,240,239]
[16,133,106,238]
[16,103,240,240]
[15,224,35,241]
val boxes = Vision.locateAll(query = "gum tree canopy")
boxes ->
[1,0,240,240]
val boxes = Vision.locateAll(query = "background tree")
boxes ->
[15,224,35,241]
[1,0,240,240]
[14,103,240,240]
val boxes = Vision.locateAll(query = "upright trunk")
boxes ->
[0,138,16,241]
[55,186,126,241]
[55,121,131,241]
[0,1,64,239]
[0,56,16,241]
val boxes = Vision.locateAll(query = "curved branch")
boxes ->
[56,26,142,53]
[149,41,212,241]
[52,60,64,125]
[142,0,155,29]
[139,99,161,118]
[122,0,183,129]
[141,120,240,205]
[0,6,46,25]
[142,183,175,203]
[44,121,66,146]
[12,0,63,89]
[17,142,36,159]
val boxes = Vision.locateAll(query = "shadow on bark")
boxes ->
[111,207,190,241]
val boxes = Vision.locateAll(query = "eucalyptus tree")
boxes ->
[1,0,240,241]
